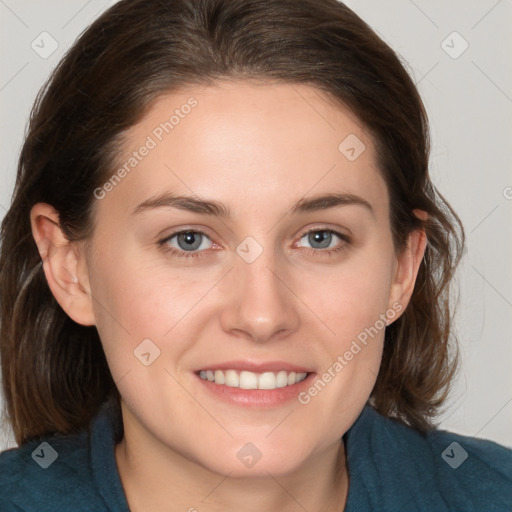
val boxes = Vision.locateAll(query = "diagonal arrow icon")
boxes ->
[31,32,59,59]
[236,236,263,263]
[441,31,468,59]
[441,441,468,469]
[338,134,365,161]
[237,442,263,468]
[31,442,58,468]
[134,339,161,366]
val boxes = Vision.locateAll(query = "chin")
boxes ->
[193,437,315,478]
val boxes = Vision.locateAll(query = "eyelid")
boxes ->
[295,225,352,244]
[163,229,214,242]
[158,226,216,244]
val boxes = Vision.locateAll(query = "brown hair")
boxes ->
[0,0,464,445]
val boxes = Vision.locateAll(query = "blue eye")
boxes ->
[297,229,349,252]
[159,230,213,257]
[301,230,336,249]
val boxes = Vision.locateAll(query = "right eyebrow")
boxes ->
[131,193,230,218]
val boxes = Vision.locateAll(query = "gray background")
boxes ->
[0,0,511,451]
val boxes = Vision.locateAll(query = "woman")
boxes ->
[1,0,510,510]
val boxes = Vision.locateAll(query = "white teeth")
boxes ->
[258,372,276,389]
[214,370,225,385]
[276,371,288,388]
[199,369,308,390]
[239,371,258,389]
[224,369,239,388]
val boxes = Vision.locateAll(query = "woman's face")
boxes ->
[78,81,416,476]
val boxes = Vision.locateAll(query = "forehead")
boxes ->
[102,80,388,219]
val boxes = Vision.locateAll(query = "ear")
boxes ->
[30,203,96,326]
[387,210,428,321]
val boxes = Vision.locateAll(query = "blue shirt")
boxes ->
[1,402,511,511]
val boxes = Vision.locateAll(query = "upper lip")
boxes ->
[195,360,314,374]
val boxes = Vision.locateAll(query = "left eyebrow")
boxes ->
[130,191,374,218]
[290,192,374,218]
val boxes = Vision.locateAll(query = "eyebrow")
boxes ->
[131,192,374,218]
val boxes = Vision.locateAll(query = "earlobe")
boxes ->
[30,203,96,326]
[387,218,428,321]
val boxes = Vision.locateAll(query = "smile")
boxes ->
[198,369,308,390]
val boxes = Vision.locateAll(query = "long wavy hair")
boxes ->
[0,0,464,445]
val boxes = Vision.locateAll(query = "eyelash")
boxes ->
[158,228,351,259]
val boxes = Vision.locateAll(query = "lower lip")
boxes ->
[195,372,316,407]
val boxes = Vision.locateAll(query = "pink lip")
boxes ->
[193,363,317,408]
[195,373,316,407]
[194,360,314,373]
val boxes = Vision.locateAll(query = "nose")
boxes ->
[219,247,300,344]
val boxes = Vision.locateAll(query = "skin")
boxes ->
[31,81,426,512]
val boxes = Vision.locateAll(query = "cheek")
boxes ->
[295,244,395,337]
[89,231,202,326]
[87,248,222,378]
[294,255,393,421]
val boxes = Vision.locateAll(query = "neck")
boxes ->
[115,414,349,512]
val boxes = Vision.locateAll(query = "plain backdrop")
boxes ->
[0,0,511,451]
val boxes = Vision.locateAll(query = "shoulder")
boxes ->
[0,425,109,511]
[345,405,512,511]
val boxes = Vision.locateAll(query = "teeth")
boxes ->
[258,372,276,389]
[214,370,225,385]
[199,369,308,389]
[276,371,288,388]
[225,369,239,387]
[240,371,258,389]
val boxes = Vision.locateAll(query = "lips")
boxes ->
[194,360,315,407]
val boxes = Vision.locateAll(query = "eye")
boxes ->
[159,230,214,257]
[296,229,350,253]
[158,228,350,259]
